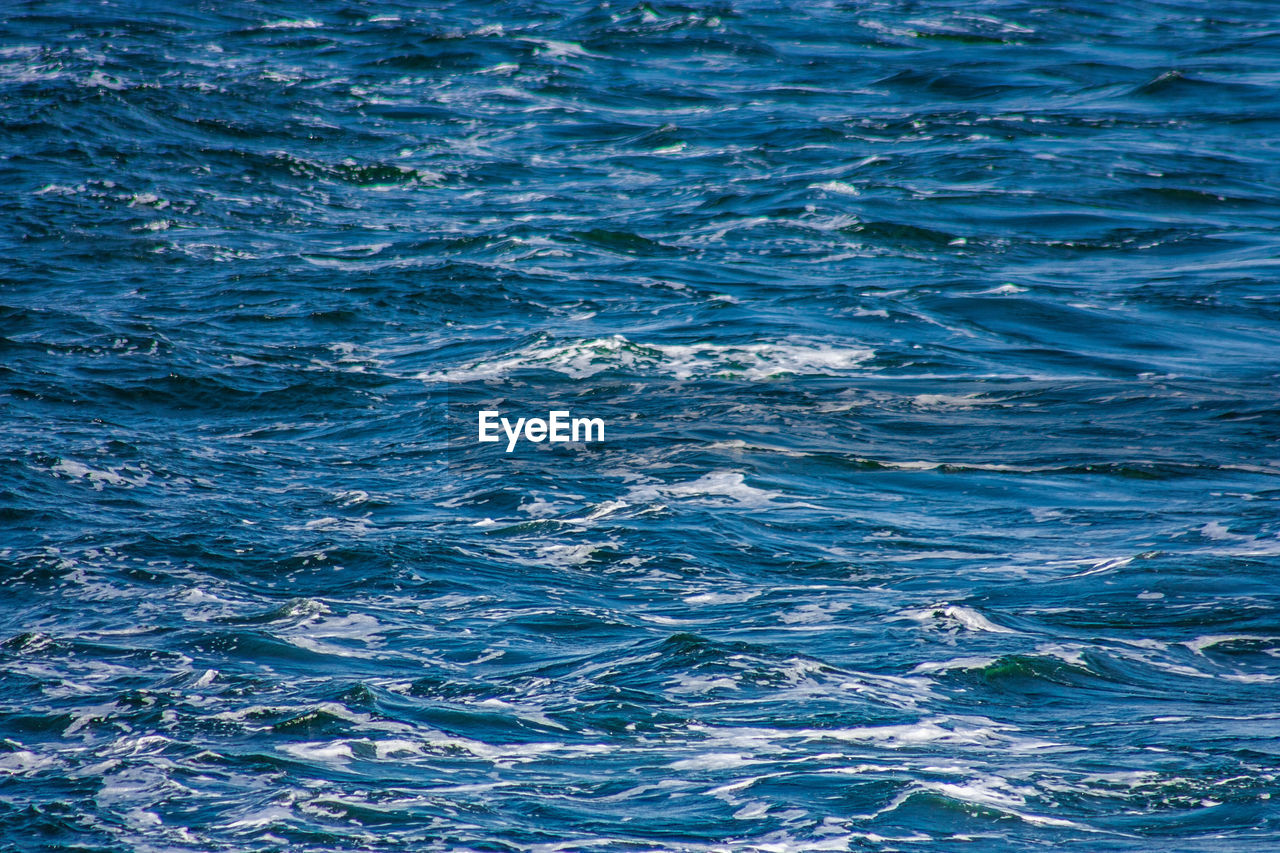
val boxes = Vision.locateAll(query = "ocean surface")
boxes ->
[3,1,1280,850]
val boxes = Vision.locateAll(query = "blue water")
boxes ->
[3,1,1280,850]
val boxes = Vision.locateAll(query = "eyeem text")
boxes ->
[477,410,605,452]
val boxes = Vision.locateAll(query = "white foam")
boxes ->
[809,180,860,195]
[1183,634,1274,655]
[51,459,150,490]
[332,490,371,507]
[418,334,873,382]
[223,805,295,829]
[625,470,782,507]
[668,674,739,694]
[292,516,372,535]
[922,780,1085,828]
[1060,555,1134,579]
[1036,643,1089,667]
[536,540,613,567]
[281,611,384,659]
[35,183,83,196]
[84,70,126,90]
[1200,521,1247,541]
[911,656,999,674]
[693,716,1056,752]
[0,749,57,776]
[668,752,758,771]
[912,393,1006,410]
[780,602,850,625]
[260,18,323,29]
[519,497,560,517]
[475,698,568,730]
[127,192,167,208]
[526,39,595,59]
[684,590,761,605]
[899,604,1017,634]
[279,740,355,762]
[563,500,630,523]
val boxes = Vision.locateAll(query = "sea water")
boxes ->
[2,1,1279,850]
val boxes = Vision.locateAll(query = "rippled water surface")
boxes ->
[3,1,1280,850]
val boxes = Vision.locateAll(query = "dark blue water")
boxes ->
[3,1,1280,850]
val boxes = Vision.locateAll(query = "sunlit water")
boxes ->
[3,1,1280,850]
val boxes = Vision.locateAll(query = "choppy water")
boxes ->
[3,1,1280,850]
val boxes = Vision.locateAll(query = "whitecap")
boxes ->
[1183,634,1275,655]
[898,604,1017,634]
[808,180,861,195]
[279,740,354,762]
[668,752,758,771]
[417,334,873,382]
[625,470,782,507]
